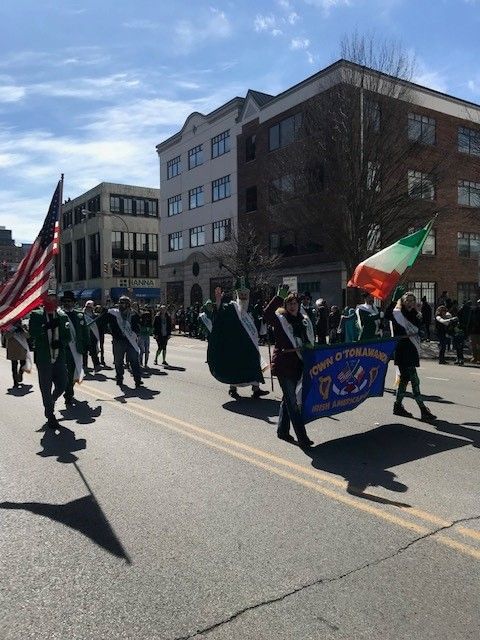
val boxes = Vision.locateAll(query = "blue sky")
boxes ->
[1,0,480,242]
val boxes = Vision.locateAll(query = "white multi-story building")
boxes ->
[156,97,246,307]
[59,182,160,305]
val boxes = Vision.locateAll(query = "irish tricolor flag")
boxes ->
[348,220,434,301]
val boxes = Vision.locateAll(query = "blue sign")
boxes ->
[302,338,398,423]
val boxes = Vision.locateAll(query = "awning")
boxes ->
[79,288,102,299]
[110,287,161,300]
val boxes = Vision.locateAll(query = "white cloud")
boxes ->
[413,61,449,93]
[290,37,310,50]
[278,0,291,8]
[29,74,141,100]
[254,14,277,32]
[467,79,480,94]
[0,85,26,102]
[287,11,300,24]
[123,19,160,30]
[174,7,231,53]
[303,0,351,14]
[306,51,316,65]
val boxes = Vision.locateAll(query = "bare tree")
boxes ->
[267,33,456,280]
[207,220,283,295]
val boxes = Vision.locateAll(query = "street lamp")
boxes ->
[81,209,132,281]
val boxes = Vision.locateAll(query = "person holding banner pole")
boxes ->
[392,292,436,422]
[263,286,315,448]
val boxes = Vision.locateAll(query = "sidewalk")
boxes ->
[419,339,473,361]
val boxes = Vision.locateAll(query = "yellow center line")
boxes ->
[79,383,480,560]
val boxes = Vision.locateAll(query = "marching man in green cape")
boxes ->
[207,278,269,400]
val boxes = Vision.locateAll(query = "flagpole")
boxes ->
[55,174,64,296]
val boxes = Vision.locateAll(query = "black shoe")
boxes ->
[298,438,314,448]
[135,380,144,388]
[252,388,269,399]
[116,378,124,386]
[228,389,240,399]
[393,404,413,418]
[439,360,448,365]
[277,433,296,444]
[420,406,437,422]
[47,416,60,430]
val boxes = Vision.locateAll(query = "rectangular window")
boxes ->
[268,113,302,151]
[457,282,479,305]
[407,281,436,305]
[188,144,203,169]
[212,175,231,202]
[149,259,158,278]
[168,194,182,216]
[148,234,158,253]
[189,186,204,209]
[87,195,100,217]
[110,196,120,213]
[167,155,181,179]
[422,229,436,256]
[74,204,85,225]
[168,231,183,252]
[64,243,73,282]
[364,98,380,133]
[408,112,436,145]
[245,134,256,162]
[408,170,435,200]
[211,130,230,159]
[458,126,480,156]
[245,186,257,212]
[76,238,86,280]
[269,230,296,256]
[62,210,72,229]
[189,225,205,248]
[458,232,480,258]
[136,233,147,253]
[213,219,231,243]
[123,198,133,215]
[136,199,145,216]
[89,233,101,278]
[145,199,158,216]
[458,180,480,207]
[111,231,122,251]
[367,161,381,191]
[269,174,295,205]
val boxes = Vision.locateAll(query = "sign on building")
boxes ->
[282,276,298,293]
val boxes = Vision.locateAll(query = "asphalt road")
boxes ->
[1,336,479,640]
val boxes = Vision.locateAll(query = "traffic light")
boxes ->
[103,262,109,274]
[113,259,121,272]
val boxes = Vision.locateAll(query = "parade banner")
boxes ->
[302,338,398,423]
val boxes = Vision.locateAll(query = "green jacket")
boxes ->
[28,309,71,364]
[62,308,90,355]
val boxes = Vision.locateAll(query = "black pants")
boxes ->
[36,357,67,419]
[11,360,26,384]
[83,333,100,370]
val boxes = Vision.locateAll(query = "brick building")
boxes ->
[236,59,480,306]
[155,60,480,307]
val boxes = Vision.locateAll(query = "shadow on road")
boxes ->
[162,364,186,372]
[222,398,281,423]
[384,388,455,405]
[304,423,469,505]
[434,420,480,448]
[37,425,86,463]
[114,385,160,403]
[0,494,131,563]
[59,400,102,425]
[6,384,34,397]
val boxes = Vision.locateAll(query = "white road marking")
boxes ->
[425,376,449,381]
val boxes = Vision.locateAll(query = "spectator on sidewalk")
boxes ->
[435,305,458,364]
[421,296,432,340]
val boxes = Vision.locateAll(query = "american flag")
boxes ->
[0,180,62,328]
